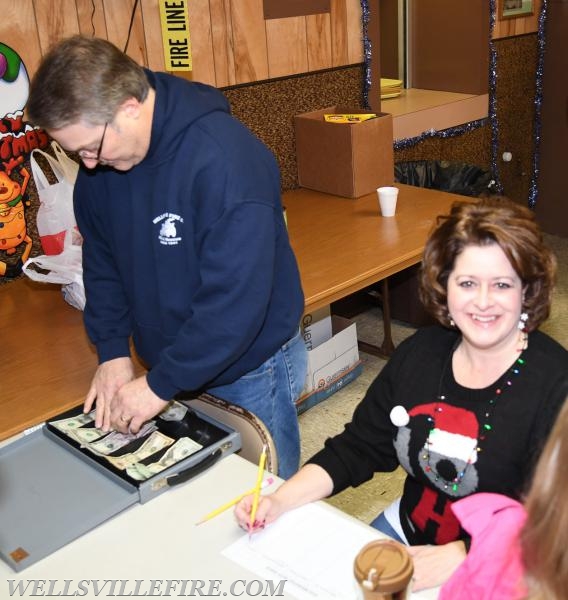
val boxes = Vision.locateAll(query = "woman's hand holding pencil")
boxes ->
[234,463,336,534]
[234,444,291,535]
[234,487,288,534]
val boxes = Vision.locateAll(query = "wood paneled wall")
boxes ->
[0,0,363,87]
[2,0,540,87]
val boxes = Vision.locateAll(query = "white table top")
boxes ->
[0,450,438,599]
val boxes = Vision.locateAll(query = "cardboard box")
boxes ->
[296,315,362,415]
[294,106,394,198]
[301,305,333,351]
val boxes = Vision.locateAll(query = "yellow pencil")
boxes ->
[195,476,273,525]
[249,444,267,535]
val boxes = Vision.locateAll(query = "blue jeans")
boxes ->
[207,329,307,480]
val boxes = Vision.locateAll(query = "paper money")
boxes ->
[159,401,188,422]
[50,410,96,433]
[66,426,108,445]
[85,421,158,456]
[126,436,203,481]
[126,462,155,481]
[105,431,174,470]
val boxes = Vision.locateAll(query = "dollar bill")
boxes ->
[105,431,174,471]
[159,401,188,422]
[66,426,108,445]
[126,436,203,481]
[85,421,158,456]
[50,410,96,433]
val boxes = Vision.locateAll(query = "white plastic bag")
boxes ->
[23,244,85,310]
[29,142,80,255]
[22,244,85,310]
[24,143,85,310]
[50,140,80,183]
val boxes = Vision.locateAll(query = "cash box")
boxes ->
[0,400,240,572]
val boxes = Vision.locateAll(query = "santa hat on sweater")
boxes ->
[390,402,479,464]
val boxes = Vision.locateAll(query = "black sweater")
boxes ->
[309,326,568,545]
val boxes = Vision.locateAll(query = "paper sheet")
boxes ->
[223,502,379,600]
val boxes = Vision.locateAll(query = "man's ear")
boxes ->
[120,97,142,119]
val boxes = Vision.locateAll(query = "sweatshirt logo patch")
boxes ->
[153,213,183,246]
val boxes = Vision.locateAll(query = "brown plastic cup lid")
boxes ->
[353,539,413,594]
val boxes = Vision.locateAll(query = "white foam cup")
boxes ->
[377,186,399,217]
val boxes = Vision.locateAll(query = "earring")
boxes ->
[518,312,529,330]
[448,314,455,327]
[517,312,529,352]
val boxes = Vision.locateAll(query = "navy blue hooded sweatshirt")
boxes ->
[73,70,304,400]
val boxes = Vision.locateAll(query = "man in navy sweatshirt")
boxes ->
[27,36,307,479]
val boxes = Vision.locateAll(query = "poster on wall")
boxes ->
[500,0,534,19]
[0,42,50,279]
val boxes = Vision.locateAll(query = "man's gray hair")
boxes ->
[27,35,150,130]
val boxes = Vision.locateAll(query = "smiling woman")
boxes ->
[234,194,568,592]
[420,196,556,335]
[447,243,526,365]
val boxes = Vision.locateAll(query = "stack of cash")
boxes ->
[48,401,202,481]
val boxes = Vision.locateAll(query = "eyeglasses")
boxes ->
[95,122,108,162]
[78,122,108,162]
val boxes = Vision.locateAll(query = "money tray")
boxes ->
[0,402,240,572]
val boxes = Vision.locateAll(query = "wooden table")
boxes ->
[284,183,459,354]
[1,183,460,441]
[0,279,97,441]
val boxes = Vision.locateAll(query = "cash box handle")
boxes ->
[166,448,223,487]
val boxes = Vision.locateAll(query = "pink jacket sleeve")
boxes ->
[439,493,527,600]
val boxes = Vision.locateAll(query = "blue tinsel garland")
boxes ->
[361,0,371,109]
[393,119,487,152]
[361,0,548,207]
[488,0,502,193]
[528,0,547,209]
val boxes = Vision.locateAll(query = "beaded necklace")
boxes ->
[423,349,526,493]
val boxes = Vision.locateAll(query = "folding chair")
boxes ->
[182,393,279,475]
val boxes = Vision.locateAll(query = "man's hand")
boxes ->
[109,375,168,433]
[407,540,466,591]
[84,357,136,430]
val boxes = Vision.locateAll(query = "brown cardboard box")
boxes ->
[294,106,394,198]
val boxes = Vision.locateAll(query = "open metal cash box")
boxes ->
[0,399,241,572]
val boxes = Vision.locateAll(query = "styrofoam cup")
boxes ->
[377,186,399,217]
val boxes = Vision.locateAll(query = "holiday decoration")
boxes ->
[0,42,50,278]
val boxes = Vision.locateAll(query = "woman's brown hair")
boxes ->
[419,196,556,331]
[521,397,568,599]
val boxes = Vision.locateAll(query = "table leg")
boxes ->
[357,278,396,358]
